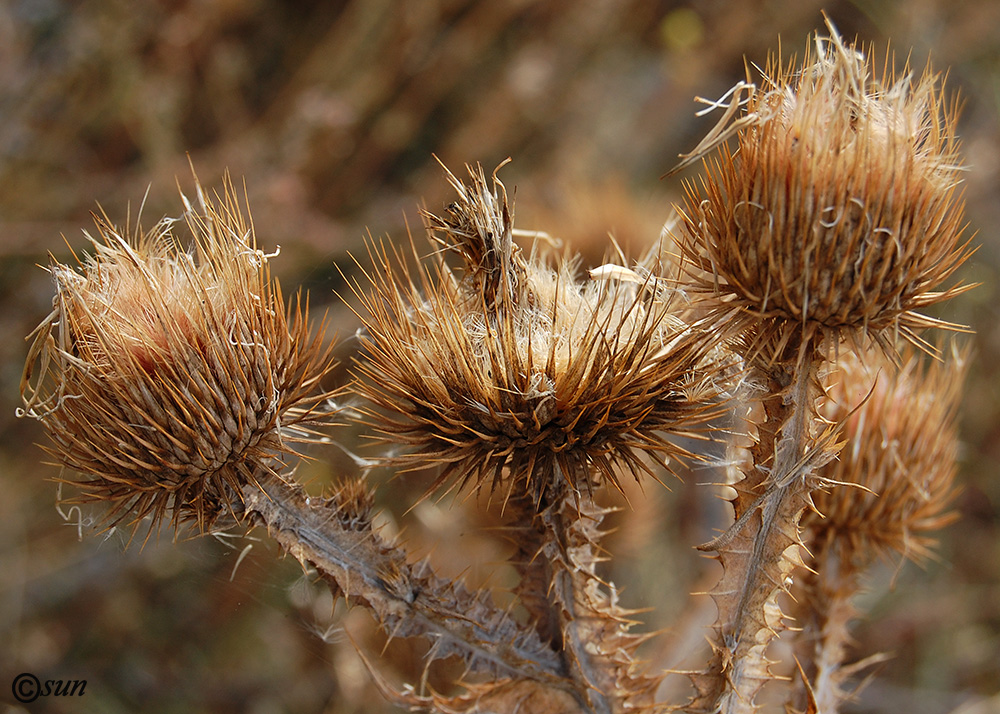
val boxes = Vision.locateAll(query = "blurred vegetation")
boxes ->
[1,1,998,712]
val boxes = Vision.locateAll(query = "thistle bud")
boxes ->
[678,21,971,360]
[19,177,336,533]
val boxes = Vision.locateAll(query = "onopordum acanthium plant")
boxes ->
[18,21,973,714]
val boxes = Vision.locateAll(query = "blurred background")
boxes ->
[1,1,998,712]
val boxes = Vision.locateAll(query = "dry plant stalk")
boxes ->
[674,18,971,713]
[789,346,966,712]
[18,20,972,714]
[349,160,726,712]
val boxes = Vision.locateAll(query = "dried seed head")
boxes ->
[352,162,724,504]
[677,20,972,362]
[804,345,966,564]
[19,176,336,533]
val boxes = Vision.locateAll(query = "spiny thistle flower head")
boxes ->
[804,346,966,564]
[677,19,972,362]
[19,176,336,533]
[351,162,725,506]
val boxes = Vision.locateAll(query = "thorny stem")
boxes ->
[771,359,827,492]
[511,478,653,714]
[789,537,863,714]
[239,471,571,690]
[544,489,614,714]
[695,354,835,713]
[507,490,564,650]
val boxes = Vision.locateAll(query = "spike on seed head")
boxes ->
[352,161,726,506]
[19,175,337,534]
[677,19,972,363]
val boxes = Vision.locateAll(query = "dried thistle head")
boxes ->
[803,345,966,564]
[19,176,337,533]
[677,20,972,362]
[351,162,724,506]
